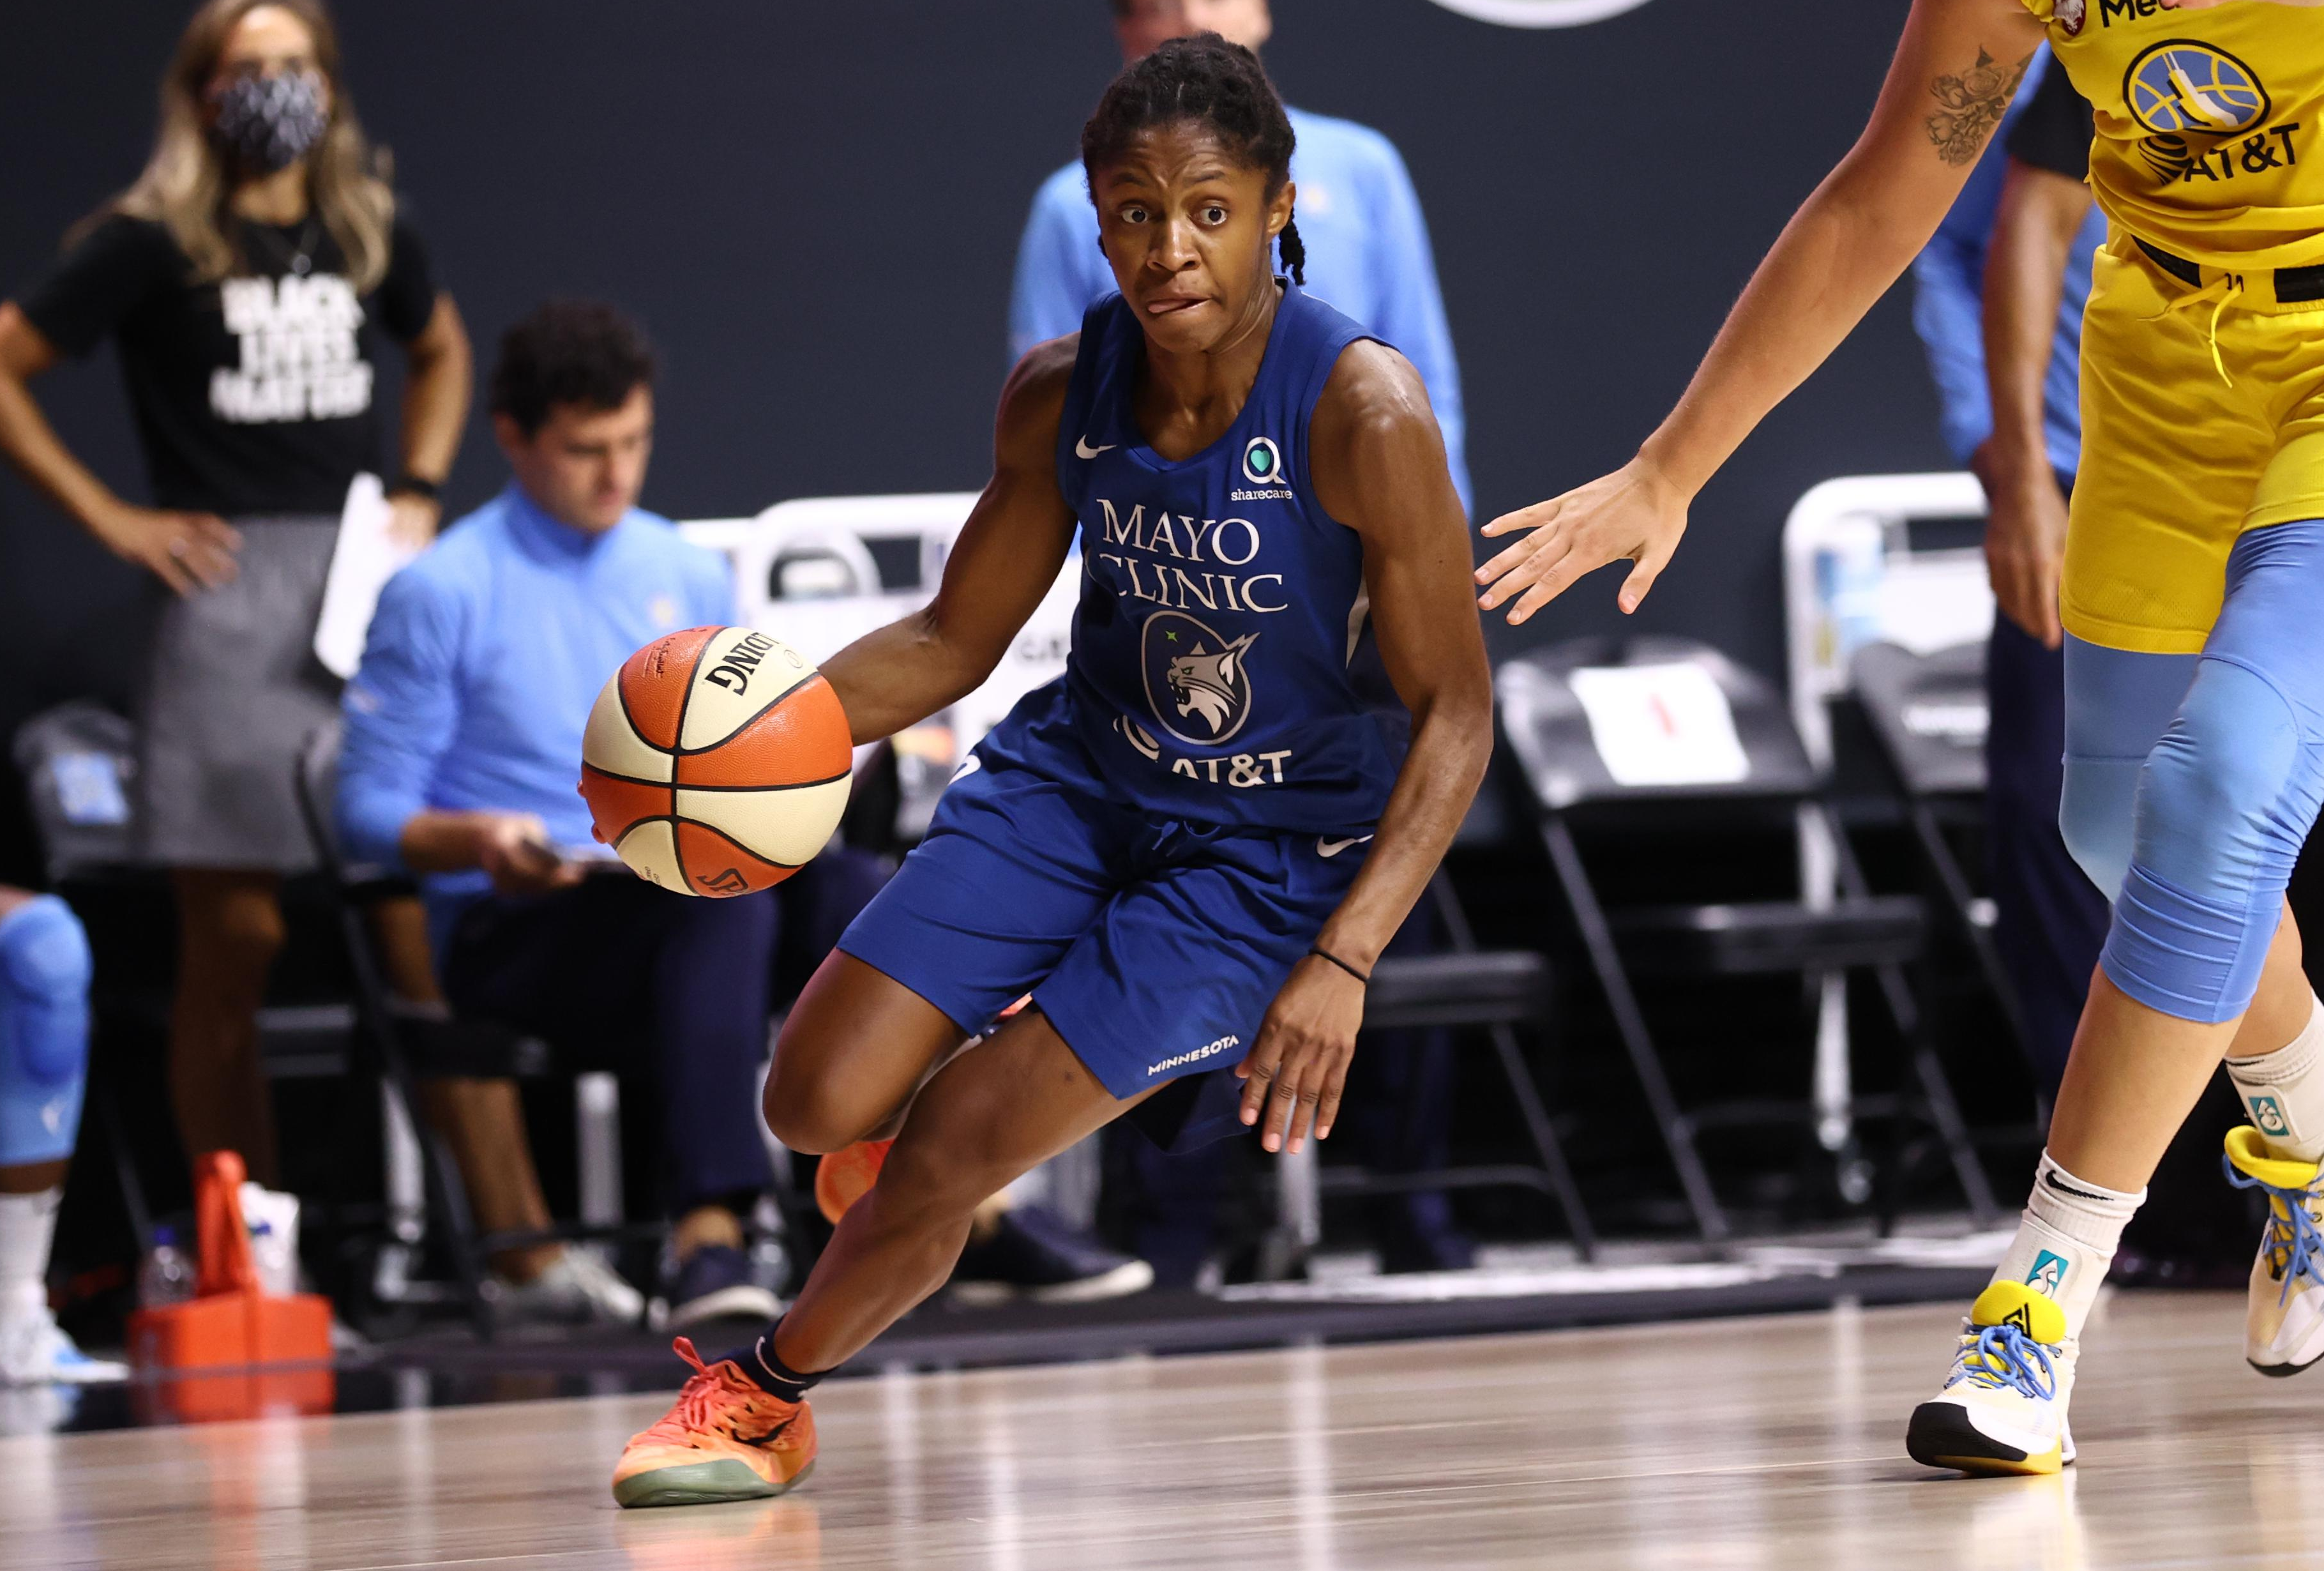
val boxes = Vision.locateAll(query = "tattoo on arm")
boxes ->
[1926,47,2033,167]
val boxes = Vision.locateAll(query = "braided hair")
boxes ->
[1079,34,1306,286]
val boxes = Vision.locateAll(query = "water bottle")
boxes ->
[1815,517,1887,670]
[138,1225,195,1309]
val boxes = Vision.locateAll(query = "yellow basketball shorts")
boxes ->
[2063,235,2324,655]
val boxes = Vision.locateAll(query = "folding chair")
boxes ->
[293,723,656,1335]
[1303,871,1597,1261]
[11,702,161,1250]
[13,704,384,1254]
[1495,636,1998,1242]
[1848,641,2043,1085]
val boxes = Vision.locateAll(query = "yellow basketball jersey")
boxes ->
[2023,1,2324,268]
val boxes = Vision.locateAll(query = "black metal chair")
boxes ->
[1325,869,1597,1259]
[1495,636,1998,1242]
[12,702,374,1255]
[292,722,661,1335]
[1848,639,2052,1160]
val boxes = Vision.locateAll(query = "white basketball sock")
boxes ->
[2224,994,2324,1163]
[1989,1153,2142,1340]
[0,1190,59,1319]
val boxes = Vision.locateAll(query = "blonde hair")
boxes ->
[77,0,395,291]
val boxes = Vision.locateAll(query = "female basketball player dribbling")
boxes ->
[611,36,1491,1507]
[1479,0,2324,1477]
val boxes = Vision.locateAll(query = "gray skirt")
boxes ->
[137,513,343,872]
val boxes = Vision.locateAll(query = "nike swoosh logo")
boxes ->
[736,1415,799,1448]
[1317,835,1374,859]
[949,754,983,784]
[1076,436,1117,460]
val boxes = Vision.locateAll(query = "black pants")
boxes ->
[1985,614,2110,1098]
[442,876,780,1214]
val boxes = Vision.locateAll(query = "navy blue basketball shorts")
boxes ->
[838,693,1370,1130]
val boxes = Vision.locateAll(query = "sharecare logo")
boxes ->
[1147,1035,1241,1078]
[1424,0,1654,26]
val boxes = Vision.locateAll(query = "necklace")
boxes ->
[246,215,324,277]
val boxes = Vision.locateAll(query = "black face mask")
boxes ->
[210,70,328,174]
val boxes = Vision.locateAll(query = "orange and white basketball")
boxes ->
[579,626,852,897]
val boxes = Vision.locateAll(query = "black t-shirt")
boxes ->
[17,209,438,517]
[2007,58,2096,182]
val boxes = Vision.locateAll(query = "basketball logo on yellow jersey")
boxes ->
[2035,0,2324,269]
[2124,41,2277,182]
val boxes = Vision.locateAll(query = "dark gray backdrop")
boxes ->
[0,0,1947,878]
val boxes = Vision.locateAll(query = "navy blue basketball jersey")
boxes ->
[1054,284,1410,833]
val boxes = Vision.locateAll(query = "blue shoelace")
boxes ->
[2223,1153,2324,1307]
[1947,1322,2057,1402]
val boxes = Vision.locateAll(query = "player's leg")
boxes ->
[2125,519,2324,1372]
[0,890,120,1384]
[761,953,967,1158]
[611,1005,1138,1508]
[775,1006,1145,1369]
[1912,520,2324,1473]
[165,869,283,1184]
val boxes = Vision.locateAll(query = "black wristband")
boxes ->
[1308,945,1371,985]
[384,471,441,502]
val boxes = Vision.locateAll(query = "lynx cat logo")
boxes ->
[1141,611,1258,746]
[1425,0,1654,26]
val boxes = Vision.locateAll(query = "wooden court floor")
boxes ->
[3,1289,2316,1570]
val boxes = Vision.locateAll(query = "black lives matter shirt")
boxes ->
[17,211,438,517]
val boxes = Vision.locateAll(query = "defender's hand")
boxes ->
[1475,457,1689,625]
[1238,957,1367,1155]
[1973,441,2068,649]
[89,502,241,596]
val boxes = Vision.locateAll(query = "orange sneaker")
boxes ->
[611,1337,817,1508]
[814,1138,893,1224]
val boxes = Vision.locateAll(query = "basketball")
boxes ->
[579,625,853,897]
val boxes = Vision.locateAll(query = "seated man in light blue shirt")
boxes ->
[338,301,781,1330]
[1011,0,1472,513]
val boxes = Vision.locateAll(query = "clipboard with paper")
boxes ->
[313,473,426,679]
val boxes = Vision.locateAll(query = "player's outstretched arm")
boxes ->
[1475,0,2044,625]
[817,338,1082,743]
[1236,341,1495,1155]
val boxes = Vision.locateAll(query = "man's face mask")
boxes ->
[210,69,328,174]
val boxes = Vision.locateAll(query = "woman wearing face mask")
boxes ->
[0,0,469,1185]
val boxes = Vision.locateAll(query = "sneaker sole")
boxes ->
[1905,1402,2065,1476]
[951,1259,1156,1307]
[2249,1350,2324,1378]
[612,1457,813,1509]
[665,1285,785,1330]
